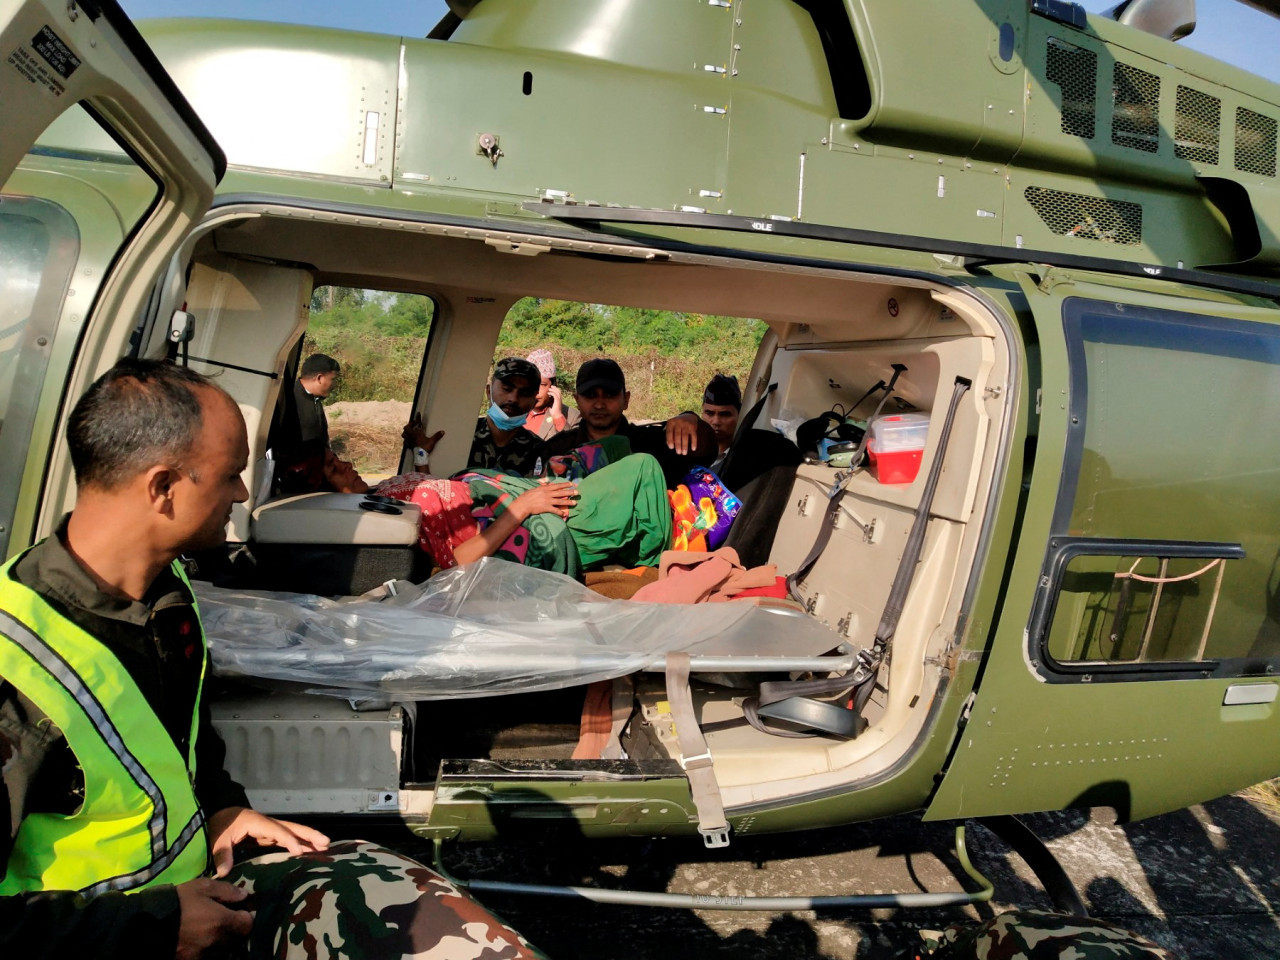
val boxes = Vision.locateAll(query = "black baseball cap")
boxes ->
[576,358,626,393]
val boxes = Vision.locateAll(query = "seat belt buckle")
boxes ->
[699,824,731,849]
[679,749,713,771]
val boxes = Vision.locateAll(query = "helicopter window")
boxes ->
[494,296,768,430]
[0,104,158,558]
[1040,298,1280,676]
[293,285,436,478]
[1043,543,1241,666]
[0,198,79,559]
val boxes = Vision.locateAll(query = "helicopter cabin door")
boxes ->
[0,0,223,558]
[927,272,1280,823]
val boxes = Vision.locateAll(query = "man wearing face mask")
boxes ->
[465,357,546,475]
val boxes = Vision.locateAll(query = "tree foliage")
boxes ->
[304,290,766,419]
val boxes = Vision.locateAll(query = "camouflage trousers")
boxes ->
[914,909,1181,959]
[223,840,546,960]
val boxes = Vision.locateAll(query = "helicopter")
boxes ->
[4,0,1280,911]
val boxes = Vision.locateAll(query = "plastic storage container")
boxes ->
[867,412,930,484]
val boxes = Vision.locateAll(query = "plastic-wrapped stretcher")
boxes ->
[197,557,844,701]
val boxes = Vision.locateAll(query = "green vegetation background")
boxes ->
[304,288,767,419]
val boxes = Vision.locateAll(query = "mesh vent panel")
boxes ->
[1235,107,1278,177]
[1112,63,1160,153]
[1046,37,1097,138]
[1174,86,1220,164]
[1025,186,1142,245]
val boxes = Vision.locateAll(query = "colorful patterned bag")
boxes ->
[669,467,741,552]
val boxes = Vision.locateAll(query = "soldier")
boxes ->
[0,359,542,959]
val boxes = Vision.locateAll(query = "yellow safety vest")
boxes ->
[0,554,211,896]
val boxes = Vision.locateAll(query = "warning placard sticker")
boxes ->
[32,26,80,78]
[7,26,80,97]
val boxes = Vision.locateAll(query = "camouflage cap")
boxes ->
[493,357,541,385]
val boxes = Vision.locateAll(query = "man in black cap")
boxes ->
[544,358,716,488]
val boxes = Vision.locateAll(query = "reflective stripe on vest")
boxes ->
[0,556,210,896]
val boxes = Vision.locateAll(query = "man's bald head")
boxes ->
[67,359,231,490]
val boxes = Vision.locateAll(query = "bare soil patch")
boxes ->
[327,400,408,475]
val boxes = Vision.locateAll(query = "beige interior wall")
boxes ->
[182,255,311,539]
[698,332,1004,797]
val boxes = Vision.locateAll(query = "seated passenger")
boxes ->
[523,348,580,440]
[322,438,744,579]
[399,357,542,476]
[321,440,667,578]
[543,358,717,488]
[451,455,672,578]
[700,373,742,473]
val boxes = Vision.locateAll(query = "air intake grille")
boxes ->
[1025,186,1142,245]
[1174,86,1221,164]
[1046,37,1097,138]
[1112,63,1160,153]
[1235,107,1278,177]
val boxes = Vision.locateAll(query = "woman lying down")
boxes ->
[319,435,739,581]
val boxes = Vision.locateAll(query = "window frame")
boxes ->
[1031,296,1280,684]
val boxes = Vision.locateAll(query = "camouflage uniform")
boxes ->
[225,840,546,960]
[913,909,1181,959]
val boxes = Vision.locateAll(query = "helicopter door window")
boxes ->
[1035,298,1280,679]
[1040,540,1244,667]
[0,198,79,555]
[0,104,160,557]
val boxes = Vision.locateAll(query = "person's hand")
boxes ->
[665,413,702,456]
[402,413,444,451]
[511,481,579,521]
[207,806,329,878]
[547,384,563,407]
[175,878,252,960]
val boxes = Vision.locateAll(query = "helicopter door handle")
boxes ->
[1223,683,1278,706]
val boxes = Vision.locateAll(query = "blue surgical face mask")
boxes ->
[488,401,529,431]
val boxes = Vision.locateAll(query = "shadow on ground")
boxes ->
[387,794,1280,959]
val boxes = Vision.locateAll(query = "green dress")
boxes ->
[459,446,672,579]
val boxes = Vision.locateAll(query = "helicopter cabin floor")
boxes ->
[406,678,891,781]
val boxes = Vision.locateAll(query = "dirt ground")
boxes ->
[413,794,1280,959]
[327,400,410,475]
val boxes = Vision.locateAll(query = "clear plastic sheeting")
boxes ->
[198,558,843,700]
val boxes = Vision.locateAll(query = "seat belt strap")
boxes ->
[786,365,907,600]
[664,652,730,849]
[716,382,777,482]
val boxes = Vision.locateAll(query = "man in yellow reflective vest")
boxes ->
[0,359,330,958]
